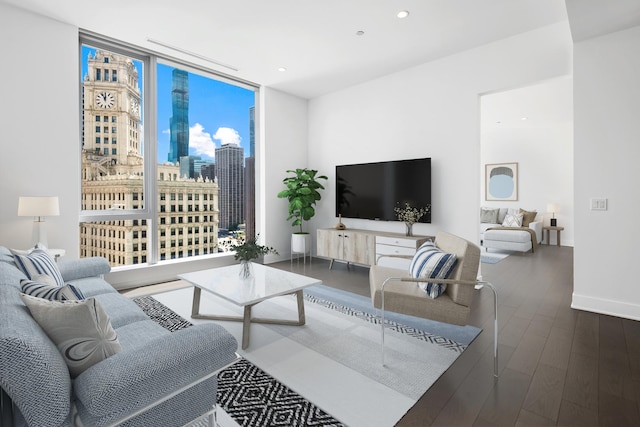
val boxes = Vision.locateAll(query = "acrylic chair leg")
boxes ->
[380,277,400,367]
[477,281,499,378]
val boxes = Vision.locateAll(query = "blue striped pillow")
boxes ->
[409,241,458,299]
[21,279,85,301]
[11,248,65,287]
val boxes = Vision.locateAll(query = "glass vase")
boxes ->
[239,260,253,279]
[405,223,413,237]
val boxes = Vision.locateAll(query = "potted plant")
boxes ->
[223,234,278,278]
[277,168,328,254]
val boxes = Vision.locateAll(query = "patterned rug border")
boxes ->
[133,296,345,427]
[302,292,469,353]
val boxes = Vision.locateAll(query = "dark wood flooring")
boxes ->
[274,244,640,426]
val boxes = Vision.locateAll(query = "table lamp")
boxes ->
[547,203,558,227]
[17,196,60,248]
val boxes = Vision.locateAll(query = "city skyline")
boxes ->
[81,46,255,165]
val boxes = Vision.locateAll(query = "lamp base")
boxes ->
[33,220,48,248]
[550,218,557,227]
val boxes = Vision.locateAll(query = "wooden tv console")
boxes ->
[316,228,432,269]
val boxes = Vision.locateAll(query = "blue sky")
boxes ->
[81,46,255,164]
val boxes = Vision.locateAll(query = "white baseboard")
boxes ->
[571,292,640,321]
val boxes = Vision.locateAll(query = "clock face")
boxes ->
[130,98,140,114]
[95,92,115,109]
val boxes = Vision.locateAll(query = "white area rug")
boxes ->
[480,249,511,264]
[152,286,476,427]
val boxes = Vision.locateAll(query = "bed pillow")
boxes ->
[11,248,65,287]
[20,295,121,378]
[502,213,523,227]
[519,209,537,227]
[480,208,499,224]
[409,241,458,299]
[21,279,85,301]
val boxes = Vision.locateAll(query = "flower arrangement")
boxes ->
[394,203,431,236]
[223,234,278,261]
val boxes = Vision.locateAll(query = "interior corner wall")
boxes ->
[0,4,80,255]
[573,25,640,321]
[307,22,573,245]
[260,87,308,262]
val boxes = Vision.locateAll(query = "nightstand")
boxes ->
[542,226,564,246]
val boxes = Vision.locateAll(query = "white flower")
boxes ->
[394,203,431,225]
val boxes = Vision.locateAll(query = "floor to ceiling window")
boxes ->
[79,35,258,267]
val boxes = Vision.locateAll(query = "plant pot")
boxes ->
[291,233,311,254]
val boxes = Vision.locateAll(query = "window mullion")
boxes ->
[146,55,159,265]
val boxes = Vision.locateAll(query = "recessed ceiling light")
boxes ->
[521,117,528,121]
[278,67,287,72]
[397,10,410,19]
[356,30,365,36]
[496,120,502,124]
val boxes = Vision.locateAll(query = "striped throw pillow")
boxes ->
[21,279,85,301]
[11,248,65,287]
[409,241,458,299]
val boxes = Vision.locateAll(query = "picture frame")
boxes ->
[485,162,518,201]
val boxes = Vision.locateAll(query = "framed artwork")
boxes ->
[485,162,518,201]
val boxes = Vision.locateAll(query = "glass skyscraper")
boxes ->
[216,143,244,230]
[168,69,189,163]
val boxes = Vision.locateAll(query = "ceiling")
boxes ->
[3,0,569,99]
[481,77,573,130]
[3,0,639,99]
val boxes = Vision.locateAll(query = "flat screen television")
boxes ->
[336,158,431,223]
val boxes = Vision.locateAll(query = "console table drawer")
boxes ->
[375,243,416,257]
[376,236,418,248]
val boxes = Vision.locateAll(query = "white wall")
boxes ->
[0,3,80,254]
[481,79,574,246]
[573,25,640,321]
[260,87,309,262]
[308,22,573,246]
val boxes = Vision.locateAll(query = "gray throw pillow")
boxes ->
[20,294,122,378]
[480,208,499,224]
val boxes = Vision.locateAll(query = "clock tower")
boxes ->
[83,50,142,166]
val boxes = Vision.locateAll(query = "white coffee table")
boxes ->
[178,263,321,349]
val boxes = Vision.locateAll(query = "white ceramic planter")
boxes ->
[291,233,311,254]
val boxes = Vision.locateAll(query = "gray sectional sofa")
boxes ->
[0,246,238,427]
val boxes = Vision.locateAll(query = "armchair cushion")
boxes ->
[409,241,458,299]
[20,294,122,378]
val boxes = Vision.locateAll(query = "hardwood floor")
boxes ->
[275,245,640,426]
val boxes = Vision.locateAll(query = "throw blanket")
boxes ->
[487,226,538,252]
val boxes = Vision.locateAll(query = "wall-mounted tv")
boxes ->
[336,158,431,223]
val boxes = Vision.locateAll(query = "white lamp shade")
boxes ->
[546,203,558,214]
[18,196,60,217]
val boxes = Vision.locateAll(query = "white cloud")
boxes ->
[213,127,241,146]
[189,123,216,158]
[162,128,170,134]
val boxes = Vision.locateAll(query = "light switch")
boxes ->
[590,198,608,210]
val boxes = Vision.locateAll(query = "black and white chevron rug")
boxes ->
[133,296,345,427]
